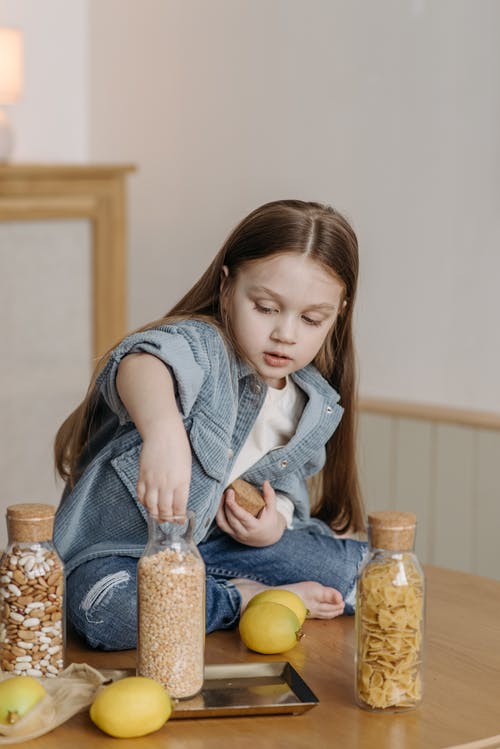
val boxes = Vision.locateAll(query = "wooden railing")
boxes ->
[357,398,500,580]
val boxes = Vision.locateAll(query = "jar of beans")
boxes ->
[0,503,65,677]
[137,511,205,699]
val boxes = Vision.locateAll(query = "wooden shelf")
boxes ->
[0,162,135,360]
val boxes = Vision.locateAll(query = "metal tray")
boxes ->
[171,661,319,719]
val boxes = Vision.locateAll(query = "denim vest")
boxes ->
[54,320,344,573]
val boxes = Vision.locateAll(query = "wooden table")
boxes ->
[17,566,500,749]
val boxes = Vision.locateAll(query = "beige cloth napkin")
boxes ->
[0,663,128,744]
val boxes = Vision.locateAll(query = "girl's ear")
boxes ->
[220,265,229,293]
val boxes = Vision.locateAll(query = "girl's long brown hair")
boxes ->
[55,200,365,533]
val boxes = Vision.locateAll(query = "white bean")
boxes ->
[26,602,43,611]
[19,552,33,563]
[41,626,57,634]
[23,617,40,628]
[14,662,30,671]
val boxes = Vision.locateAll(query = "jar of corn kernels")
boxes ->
[0,503,65,677]
[137,511,205,699]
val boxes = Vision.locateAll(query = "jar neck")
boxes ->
[8,538,52,546]
[367,547,414,560]
[146,512,194,548]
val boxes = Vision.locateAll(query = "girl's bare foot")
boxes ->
[231,578,345,619]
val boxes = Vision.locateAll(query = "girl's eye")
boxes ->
[302,315,322,326]
[254,303,276,315]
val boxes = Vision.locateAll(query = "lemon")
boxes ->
[90,676,172,738]
[247,588,309,625]
[239,601,302,654]
[0,675,46,725]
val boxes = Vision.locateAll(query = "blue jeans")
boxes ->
[66,526,368,650]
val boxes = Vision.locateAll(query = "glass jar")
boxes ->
[137,511,205,699]
[0,503,65,677]
[355,511,425,712]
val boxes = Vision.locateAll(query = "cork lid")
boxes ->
[368,511,417,551]
[6,503,56,543]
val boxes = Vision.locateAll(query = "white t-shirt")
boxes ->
[227,377,306,527]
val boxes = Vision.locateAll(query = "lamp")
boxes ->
[0,28,23,162]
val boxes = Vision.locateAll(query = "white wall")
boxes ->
[0,220,92,549]
[351,0,500,414]
[0,0,87,161]
[88,0,500,413]
[1,0,499,412]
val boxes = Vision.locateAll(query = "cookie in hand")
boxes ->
[228,478,266,517]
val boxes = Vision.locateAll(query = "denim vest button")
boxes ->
[280,459,288,468]
[228,449,234,458]
[326,405,333,413]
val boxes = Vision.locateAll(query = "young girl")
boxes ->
[54,199,368,650]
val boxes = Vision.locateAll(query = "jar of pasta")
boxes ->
[354,511,425,712]
[137,511,205,699]
[0,503,65,677]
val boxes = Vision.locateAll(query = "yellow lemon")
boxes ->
[239,601,302,654]
[247,588,309,625]
[0,675,46,725]
[90,676,172,738]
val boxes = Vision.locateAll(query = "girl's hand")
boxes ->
[136,418,192,520]
[116,353,192,519]
[216,480,286,547]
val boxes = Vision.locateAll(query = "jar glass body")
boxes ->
[0,539,65,677]
[137,511,205,699]
[354,533,425,712]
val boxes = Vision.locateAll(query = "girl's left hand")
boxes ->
[216,480,286,547]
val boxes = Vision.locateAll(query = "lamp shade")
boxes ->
[0,28,23,104]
